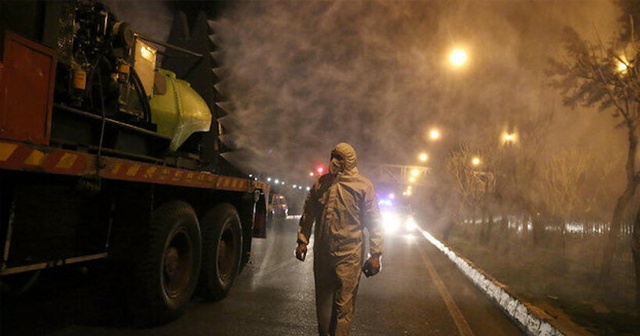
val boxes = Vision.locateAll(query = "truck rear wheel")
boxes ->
[198,203,242,301]
[132,201,201,325]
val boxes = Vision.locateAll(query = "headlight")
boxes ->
[382,211,401,233]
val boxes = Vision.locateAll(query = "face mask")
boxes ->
[329,157,345,175]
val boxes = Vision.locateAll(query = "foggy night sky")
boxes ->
[105,0,626,191]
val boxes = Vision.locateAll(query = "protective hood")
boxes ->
[330,142,359,175]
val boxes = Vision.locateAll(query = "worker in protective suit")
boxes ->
[295,142,384,336]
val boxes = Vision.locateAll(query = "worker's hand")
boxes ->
[362,255,381,277]
[295,243,307,261]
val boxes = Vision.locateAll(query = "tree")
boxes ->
[550,7,640,309]
[444,144,495,242]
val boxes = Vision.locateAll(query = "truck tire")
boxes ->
[132,201,201,326]
[198,203,242,301]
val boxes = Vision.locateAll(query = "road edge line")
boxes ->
[420,230,586,336]
[417,239,475,336]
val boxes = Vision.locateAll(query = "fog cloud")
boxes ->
[106,0,625,190]
[210,1,623,186]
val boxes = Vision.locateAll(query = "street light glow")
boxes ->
[449,49,468,67]
[404,187,413,196]
[502,131,518,144]
[617,61,628,72]
[616,55,630,73]
[419,153,428,162]
[429,129,441,140]
[472,157,481,166]
[500,131,518,146]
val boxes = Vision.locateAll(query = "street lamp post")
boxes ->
[498,129,518,228]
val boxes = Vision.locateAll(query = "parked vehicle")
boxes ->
[0,0,268,325]
[268,193,289,219]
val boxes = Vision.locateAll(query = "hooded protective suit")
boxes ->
[297,142,383,336]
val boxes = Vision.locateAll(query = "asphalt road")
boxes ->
[1,216,524,336]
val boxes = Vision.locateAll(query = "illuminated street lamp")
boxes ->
[449,48,468,67]
[428,128,441,141]
[617,61,629,72]
[404,185,413,197]
[418,152,428,162]
[471,156,481,166]
[501,131,518,145]
[616,55,630,73]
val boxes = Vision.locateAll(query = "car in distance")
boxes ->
[268,193,289,219]
[381,205,419,235]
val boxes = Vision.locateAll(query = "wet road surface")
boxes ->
[1,216,524,336]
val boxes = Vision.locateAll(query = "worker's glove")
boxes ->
[362,255,381,277]
[295,243,308,261]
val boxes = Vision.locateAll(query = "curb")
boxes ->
[421,230,592,336]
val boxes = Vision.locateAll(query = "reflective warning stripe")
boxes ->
[25,150,47,166]
[0,143,18,161]
[0,141,269,193]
